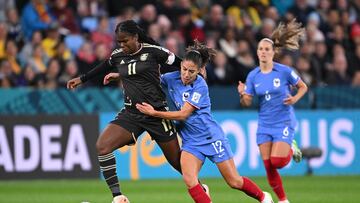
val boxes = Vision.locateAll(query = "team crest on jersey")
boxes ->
[273,78,280,88]
[140,53,149,61]
[182,92,190,101]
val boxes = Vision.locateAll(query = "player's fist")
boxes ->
[237,81,246,95]
[103,73,120,85]
[67,77,82,89]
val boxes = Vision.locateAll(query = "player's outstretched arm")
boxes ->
[103,73,120,85]
[136,102,195,121]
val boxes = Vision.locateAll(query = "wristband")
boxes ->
[80,74,88,83]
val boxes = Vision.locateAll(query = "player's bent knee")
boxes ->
[225,176,243,189]
[270,156,290,169]
[182,174,198,188]
[96,141,112,155]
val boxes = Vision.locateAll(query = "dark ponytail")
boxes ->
[115,20,160,46]
[184,40,217,69]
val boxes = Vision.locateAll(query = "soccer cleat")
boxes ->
[292,140,302,163]
[202,184,211,197]
[278,200,290,203]
[261,192,274,203]
[112,195,130,203]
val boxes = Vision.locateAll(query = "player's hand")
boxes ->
[103,73,120,85]
[136,102,156,116]
[237,81,246,95]
[67,77,82,89]
[283,94,298,105]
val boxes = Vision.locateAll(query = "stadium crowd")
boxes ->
[0,0,360,89]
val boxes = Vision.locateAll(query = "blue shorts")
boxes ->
[257,125,294,145]
[182,138,234,163]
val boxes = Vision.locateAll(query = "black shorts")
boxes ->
[110,108,177,144]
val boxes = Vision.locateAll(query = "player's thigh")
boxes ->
[259,142,272,160]
[157,136,182,173]
[96,123,134,154]
[181,150,203,185]
[271,141,291,157]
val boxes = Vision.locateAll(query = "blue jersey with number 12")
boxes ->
[161,71,226,146]
[245,62,300,128]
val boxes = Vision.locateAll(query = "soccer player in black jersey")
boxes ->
[67,20,183,203]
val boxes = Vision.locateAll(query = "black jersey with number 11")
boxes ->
[107,43,178,113]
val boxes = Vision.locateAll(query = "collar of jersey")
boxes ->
[129,43,143,56]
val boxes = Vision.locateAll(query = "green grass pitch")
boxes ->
[0,176,359,203]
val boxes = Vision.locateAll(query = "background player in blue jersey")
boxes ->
[237,20,308,203]
[136,41,274,203]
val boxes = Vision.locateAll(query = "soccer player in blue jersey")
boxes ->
[136,41,274,203]
[237,20,308,203]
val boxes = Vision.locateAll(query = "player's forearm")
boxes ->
[80,60,109,83]
[294,85,308,103]
[240,94,252,107]
[153,110,189,121]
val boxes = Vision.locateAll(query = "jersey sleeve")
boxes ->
[286,67,300,86]
[160,73,169,88]
[186,83,209,109]
[244,72,255,96]
[153,46,176,65]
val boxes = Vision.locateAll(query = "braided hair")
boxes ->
[115,20,160,46]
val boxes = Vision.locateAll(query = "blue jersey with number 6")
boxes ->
[245,63,300,130]
[161,71,226,146]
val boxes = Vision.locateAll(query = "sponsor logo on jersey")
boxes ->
[140,53,148,61]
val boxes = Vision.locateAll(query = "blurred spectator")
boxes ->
[6,8,24,45]
[350,23,360,46]
[27,44,48,73]
[138,4,157,33]
[19,30,43,65]
[76,41,97,81]
[53,40,72,69]
[286,0,315,25]
[0,22,7,59]
[326,54,351,85]
[59,59,78,87]
[18,64,42,87]
[230,39,255,82]
[348,44,360,78]
[0,0,15,21]
[295,55,315,86]
[312,40,331,83]
[21,0,56,41]
[41,25,61,58]
[156,0,180,24]
[0,59,16,86]
[148,23,162,45]
[42,58,60,89]
[203,4,225,39]
[52,0,80,34]
[218,28,238,58]
[206,50,236,85]
[352,71,360,86]
[263,6,280,23]
[256,18,276,41]
[176,8,205,46]
[226,0,262,30]
[5,40,21,75]
[91,16,113,51]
